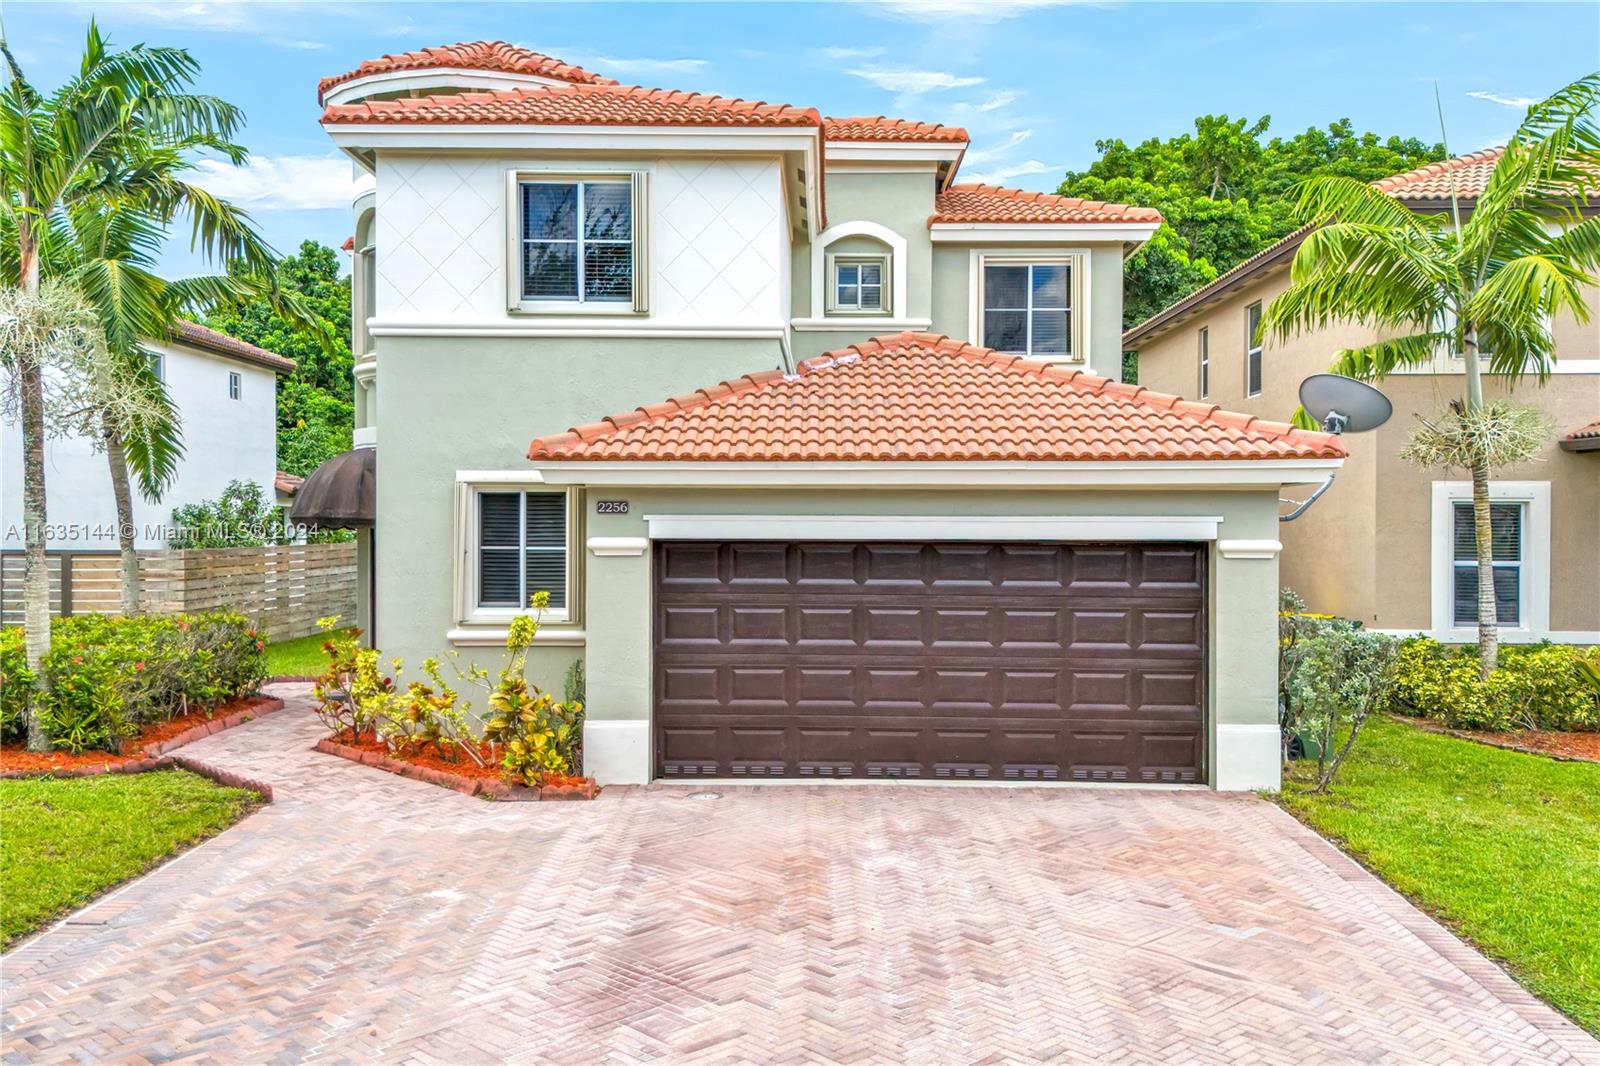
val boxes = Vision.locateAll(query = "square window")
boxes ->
[519,179,633,305]
[982,261,1071,358]
[831,257,887,313]
[475,491,568,611]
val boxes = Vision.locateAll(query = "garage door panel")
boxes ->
[654,541,1205,782]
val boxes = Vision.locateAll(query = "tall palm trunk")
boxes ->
[17,221,53,750]
[100,409,141,616]
[1460,332,1499,677]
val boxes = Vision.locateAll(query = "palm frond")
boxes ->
[1291,174,1435,232]
[1325,333,1452,380]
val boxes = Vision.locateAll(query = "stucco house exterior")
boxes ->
[313,41,1348,790]
[1128,149,1600,647]
[1,321,294,553]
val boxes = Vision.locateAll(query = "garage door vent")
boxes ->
[1072,766,1129,782]
[1142,768,1198,783]
[935,764,991,779]
[1004,765,1061,781]
[799,763,854,778]
[731,762,786,776]
[866,763,922,778]
[663,762,719,776]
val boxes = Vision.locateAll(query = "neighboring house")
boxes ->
[1,321,294,552]
[313,41,1348,790]
[1128,149,1600,646]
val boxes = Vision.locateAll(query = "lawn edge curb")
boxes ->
[311,737,600,801]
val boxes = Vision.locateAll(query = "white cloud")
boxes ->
[874,0,1079,23]
[83,2,330,48]
[579,55,708,76]
[848,67,984,93]
[975,91,1020,112]
[961,129,1033,165]
[960,159,1055,185]
[190,155,354,212]
[820,45,886,60]
[1467,91,1536,108]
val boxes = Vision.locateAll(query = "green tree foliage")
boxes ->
[200,240,353,476]
[1061,117,1446,330]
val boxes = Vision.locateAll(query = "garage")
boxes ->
[653,539,1207,783]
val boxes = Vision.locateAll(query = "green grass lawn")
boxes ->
[263,628,349,677]
[1280,716,1600,1035]
[0,770,261,948]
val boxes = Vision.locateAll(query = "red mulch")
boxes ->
[1459,727,1600,763]
[328,729,503,780]
[0,695,280,775]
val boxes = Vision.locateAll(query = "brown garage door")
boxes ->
[653,541,1207,784]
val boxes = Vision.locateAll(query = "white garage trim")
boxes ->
[642,514,1224,542]
[1213,724,1281,791]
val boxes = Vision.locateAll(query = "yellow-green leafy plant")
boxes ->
[474,593,585,786]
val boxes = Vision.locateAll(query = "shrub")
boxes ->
[0,628,31,744]
[1386,638,1599,732]
[1289,626,1401,791]
[0,613,266,753]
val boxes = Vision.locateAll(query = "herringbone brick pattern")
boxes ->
[3,684,1594,1064]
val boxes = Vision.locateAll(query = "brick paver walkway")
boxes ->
[3,684,1595,1064]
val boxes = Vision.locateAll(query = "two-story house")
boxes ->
[1129,149,1600,647]
[2,322,294,614]
[306,41,1349,791]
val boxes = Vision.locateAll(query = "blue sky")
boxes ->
[10,1,1598,277]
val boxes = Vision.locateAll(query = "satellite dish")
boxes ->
[1298,374,1393,434]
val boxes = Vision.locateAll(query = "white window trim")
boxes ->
[967,249,1089,366]
[1429,481,1550,642]
[505,168,648,316]
[1244,302,1263,397]
[810,220,908,321]
[825,253,891,314]
[452,477,583,632]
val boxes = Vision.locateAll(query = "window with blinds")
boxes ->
[521,179,633,304]
[1451,501,1521,627]
[982,261,1070,358]
[477,491,567,611]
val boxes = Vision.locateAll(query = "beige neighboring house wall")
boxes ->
[1131,251,1600,643]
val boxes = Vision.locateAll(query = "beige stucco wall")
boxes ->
[1133,269,1600,637]
[577,486,1287,789]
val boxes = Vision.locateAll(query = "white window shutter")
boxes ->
[631,171,649,314]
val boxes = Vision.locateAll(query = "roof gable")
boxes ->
[318,41,616,103]
[322,83,821,130]
[170,321,295,375]
[527,332,1343,463]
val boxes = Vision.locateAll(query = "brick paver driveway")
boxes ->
[4,685,1595,1064]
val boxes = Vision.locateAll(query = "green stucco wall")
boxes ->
[371,334,784,671]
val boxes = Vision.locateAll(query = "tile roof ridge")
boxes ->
[1372,145,1506,192]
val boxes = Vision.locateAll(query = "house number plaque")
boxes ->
[595,500,630,515]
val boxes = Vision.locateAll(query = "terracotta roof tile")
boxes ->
[274,471,304,496]
[823,115,968,144]
[526,332,1343,463]
[171,321,296,375]
[322,83,821,130]
[932,184,1162,225]
[1371,146,1504,201]
[318,41,615,102]
[1565,419,1600,442]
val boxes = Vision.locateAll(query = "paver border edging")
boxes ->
[1391,714,1600,764]
[312,737,600,801]
[0,696,285,789]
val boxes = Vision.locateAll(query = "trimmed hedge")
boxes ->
[0,614,267,753]
[1386,638,1600,733]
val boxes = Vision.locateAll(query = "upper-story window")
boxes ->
[1245,301,1263,396]
[830,256,889,313]
[981,260,1071,359]
[227,371,241,400]
[512,173,647,312]
[1197,327,1209,398]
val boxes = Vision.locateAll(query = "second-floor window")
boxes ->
[830,256,888,313]
[520,178,634,305]
[1245,301,1263,397]
[227,371,241,400]
[1197,327,1209,398]
[982,261,1070,358]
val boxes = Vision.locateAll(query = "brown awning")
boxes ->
[290,447,375,529]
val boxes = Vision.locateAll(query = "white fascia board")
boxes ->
[824,143,965,163]
[930,222,1162,244]
[370,319,788,340]
[325,126,818,155]
[644,513,1225,542]
[322,69,574,107]
[529,458,1344,489]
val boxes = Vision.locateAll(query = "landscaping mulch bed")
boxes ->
[314,729,599,801]
[0,695,284,778]
[1397,716,1600,763]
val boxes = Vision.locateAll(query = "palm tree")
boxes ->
[1262,74,1600,676]
[0,21,283,746]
